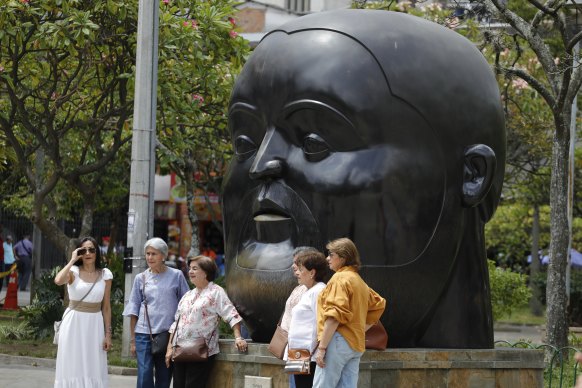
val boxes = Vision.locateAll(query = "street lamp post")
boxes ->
[122,0,159,358]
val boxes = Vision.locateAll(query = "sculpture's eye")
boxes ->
[303,133,331,162]
[234,135,257,161]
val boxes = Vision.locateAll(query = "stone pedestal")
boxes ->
[208,340,544,388]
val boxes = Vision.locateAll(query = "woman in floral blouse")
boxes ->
[165,255,247,387]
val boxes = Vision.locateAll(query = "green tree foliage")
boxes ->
[0,0,248,259]
[0,0,136,253]
[155,0,250,255]
[488,260,532,321]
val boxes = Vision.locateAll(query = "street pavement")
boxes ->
[0,288,31,307]
[0,364,136,387]
[493,323,544,344]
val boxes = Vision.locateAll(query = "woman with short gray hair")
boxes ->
[123,237,190,388]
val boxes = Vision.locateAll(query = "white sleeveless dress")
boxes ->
[54,266,113,388]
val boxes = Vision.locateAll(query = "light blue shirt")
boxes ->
[123,266,190,334]
[3,242,15,265]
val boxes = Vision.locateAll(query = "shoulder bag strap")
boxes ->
[142,272,155,341]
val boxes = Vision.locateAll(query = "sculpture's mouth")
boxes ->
[253,213,292,243]
[253,213,290,222]
[231,182,322,270]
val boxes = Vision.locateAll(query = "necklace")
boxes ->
[82,267,96,274]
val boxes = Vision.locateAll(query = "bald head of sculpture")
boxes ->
[222,10,505,348]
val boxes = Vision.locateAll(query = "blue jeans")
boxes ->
[135,333,173,388]
[313,332,363,388]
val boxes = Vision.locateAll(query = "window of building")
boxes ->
[286,0,310,13]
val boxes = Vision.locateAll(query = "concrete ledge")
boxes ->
[209,341,545,388]
[0,354,137,376]
[1,341,545,387]
[0,354,56,368]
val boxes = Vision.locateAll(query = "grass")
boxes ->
[0,319,137,368]
[496,305,547,326]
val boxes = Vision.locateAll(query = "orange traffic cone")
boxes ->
[3,264,19,310]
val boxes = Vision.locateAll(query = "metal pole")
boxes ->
[122,0,159,358]
[566,41,579,303]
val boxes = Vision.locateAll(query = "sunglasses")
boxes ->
[78,247,96,255]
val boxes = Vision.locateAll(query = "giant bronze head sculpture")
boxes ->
[222,10,505,348]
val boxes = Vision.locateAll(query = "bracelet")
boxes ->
[235,337,244,341]
[319,346,327,351]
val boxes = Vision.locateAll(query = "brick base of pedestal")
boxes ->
[208,341,544,388]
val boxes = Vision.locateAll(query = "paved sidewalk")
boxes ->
[493,323,544,345]
[0,355,136,387]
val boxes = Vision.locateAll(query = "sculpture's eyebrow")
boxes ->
[279,99,365,149]
[229,101,259,117]
[280,99,355,130]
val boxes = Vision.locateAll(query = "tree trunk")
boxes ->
[529,204,543,316]
[184,164,200,259]
[546,113,572,360]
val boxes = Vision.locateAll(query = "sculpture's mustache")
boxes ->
[225,181,323,270]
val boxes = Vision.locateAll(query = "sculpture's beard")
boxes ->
[223,181,323,342]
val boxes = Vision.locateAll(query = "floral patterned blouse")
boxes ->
[169,282,242,356]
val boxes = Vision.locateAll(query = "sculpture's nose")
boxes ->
[249,129,288,180]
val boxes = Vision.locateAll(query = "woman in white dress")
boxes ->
[54,236,113,388]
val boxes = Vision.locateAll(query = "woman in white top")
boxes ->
[287,250,329,388]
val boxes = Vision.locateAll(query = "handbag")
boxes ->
[172,337,209,362]
[365,321,388,350]
[142,273,171,356]
[53,270,101,345]
[267,321,288,359]
[151,331,170,355]
[284,348,311,375]
[171,316,215,363]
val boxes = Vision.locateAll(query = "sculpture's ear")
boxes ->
[462,144,496,207]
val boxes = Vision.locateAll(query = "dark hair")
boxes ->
[75,236,103,269]
[326,238,361,270]
[295,250,329,282]
[188,255,217,281]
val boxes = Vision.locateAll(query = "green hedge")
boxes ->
[532,269,582,326]
[488,260,531,321]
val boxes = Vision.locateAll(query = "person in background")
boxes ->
[165,255,247,388]
[123,238,190,388]
[99,236,111,256]
[201,243,217,261]
[13,234,33,291]
[177,257,188,280]
[0,224,4,293]
[0,225,4,293]
[286,250,328,388]
[53,236,113,387]
[3,235,16,289]
[313,238,386,388]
